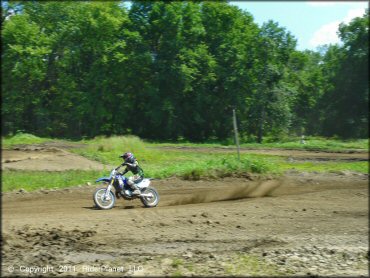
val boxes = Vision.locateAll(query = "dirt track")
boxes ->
[2,147,109,171]
[1,145,369,276]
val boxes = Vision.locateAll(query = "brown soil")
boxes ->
[1,144,369,277]
[2,145,110,171]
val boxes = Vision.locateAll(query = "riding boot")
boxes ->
[130,184,141,195]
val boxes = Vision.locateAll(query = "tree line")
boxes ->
[1,1,368,141]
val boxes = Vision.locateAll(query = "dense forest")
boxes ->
[1,1,369,141]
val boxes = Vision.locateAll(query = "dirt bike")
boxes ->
[93,169,159,209]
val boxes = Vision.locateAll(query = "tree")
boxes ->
[2,10,51,135]
[2,2,367,141]
[2,2,134,138]
[288,50,326,136]
[201,2,260,140]
[320,12,369,138]
[246,20,297,142]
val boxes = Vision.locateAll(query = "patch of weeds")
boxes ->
[185,263,194,272]
[225,254,285,276]
[2,132,56,148]
[97,145,105,152]
[171,258,183,268]
[172,269,183,277]
[182,169,204,180]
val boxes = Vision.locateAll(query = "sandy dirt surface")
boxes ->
[2,146,109,171]
[1,144,369,277]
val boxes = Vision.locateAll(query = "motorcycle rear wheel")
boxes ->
[140,187,160,207]
[93,188,115,210]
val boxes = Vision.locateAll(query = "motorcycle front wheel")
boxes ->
[140,187,160,208]
[93,188,116,210]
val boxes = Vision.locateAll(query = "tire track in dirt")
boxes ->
[2,173,368,277]
[2,143,368,276]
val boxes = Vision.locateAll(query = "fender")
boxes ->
[136,178,151,188]
[95,177,111,183]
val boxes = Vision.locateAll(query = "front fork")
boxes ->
[104,179,114,200]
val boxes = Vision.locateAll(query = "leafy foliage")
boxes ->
[1,2,368,141]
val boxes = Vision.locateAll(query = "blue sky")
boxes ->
[5,0,363,52]
[229,1,368,51]
[119,1,368,51]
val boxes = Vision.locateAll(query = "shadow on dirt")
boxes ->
[82,206,100,210]
[121,205,136,209]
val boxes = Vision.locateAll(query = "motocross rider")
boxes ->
[116,152,144,196]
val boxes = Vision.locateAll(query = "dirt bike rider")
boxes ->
[115,152,144,196]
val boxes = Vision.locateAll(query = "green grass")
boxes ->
[171,258,184,268]
[2,133,368,152]
[2,154,367,193]
[2,132,57,148]
[69,136,274,179]
[277,160,368,174]
[2,170,105,192]
[1,134,368,192]
[165,254,287,276]
[240,138,368,151]
[224,254,290,276]
[153,137,368,152]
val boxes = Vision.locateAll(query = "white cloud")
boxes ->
[310,20,341,47]
[309,8,366,48]
[343,8,366,23]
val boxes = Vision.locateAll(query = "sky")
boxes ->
[4,1,366,52]
[229,1,368,51]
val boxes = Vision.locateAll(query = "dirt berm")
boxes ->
[1,144,368,276]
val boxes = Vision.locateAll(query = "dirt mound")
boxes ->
[2,148,110,171]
